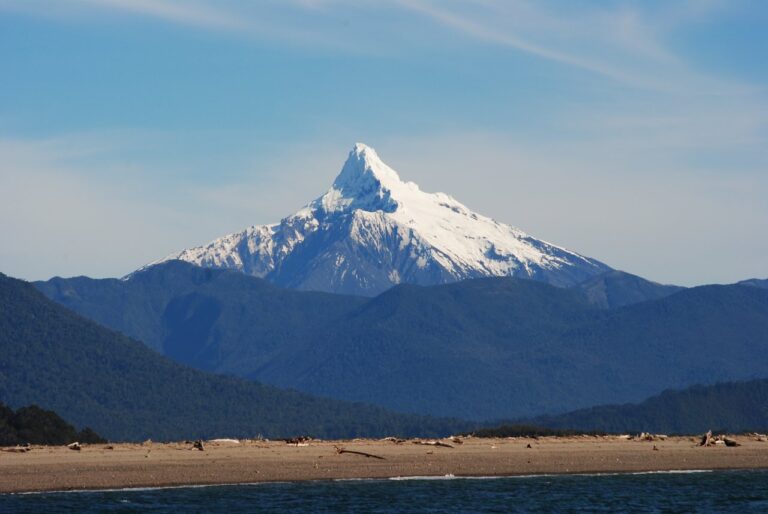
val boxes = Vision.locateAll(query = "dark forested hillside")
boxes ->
[573,270,684,309]
[36,262,768,422]
[530,379,768,434]
[38,261,365,360]
[0,403,105,446]
[0,273,466,441]
[739,278,768,290]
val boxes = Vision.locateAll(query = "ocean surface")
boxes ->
[4,470,768,513]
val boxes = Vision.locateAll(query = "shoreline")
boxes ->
[10,469,739,496]
[3,436,768,494]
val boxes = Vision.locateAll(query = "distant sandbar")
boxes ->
[2,436,768,494]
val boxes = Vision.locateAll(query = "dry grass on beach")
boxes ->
[2,435,768,494]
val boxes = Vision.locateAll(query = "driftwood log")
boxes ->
[2,446,30,453]
[699,430,714,447]
[334,445,386,460]
[698,431,741,447]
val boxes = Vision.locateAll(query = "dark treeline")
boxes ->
[471,424,606,438]
[528,379,768,435]
[0,403,105,446]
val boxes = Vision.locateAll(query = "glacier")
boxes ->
[143,143,611,295]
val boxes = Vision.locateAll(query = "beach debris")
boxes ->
[412,440,454,449]
[653,445,659,451]
[451,437,464,444]
[755,434,767,442]
[526,443,532,449]
[192,440,205,451]
[334,445,386,460]
[67,442,81,451]
[284,436,312,446]
[3,445,31,453]
[382,437,406,444]
[636,432,667,442]
[698,431,741,447]
[104,445,115,450]
[208,438,240,445]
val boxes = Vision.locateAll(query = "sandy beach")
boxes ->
[2,435,767,494]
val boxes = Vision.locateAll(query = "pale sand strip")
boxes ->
[2,436,768,494]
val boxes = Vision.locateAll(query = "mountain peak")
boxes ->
[322,143,405,214]
[149,143,610,295]
[333,143,402,189]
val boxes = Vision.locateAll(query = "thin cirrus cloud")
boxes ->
[7,0,744,95]
[75,0,250,30]
[395,0,751,95]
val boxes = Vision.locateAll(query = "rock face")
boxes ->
[145,143,610,295]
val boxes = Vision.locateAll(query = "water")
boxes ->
[4,470,768,513]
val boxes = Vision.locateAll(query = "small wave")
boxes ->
[12,482,279,496]
[390,474,457,481]
[628,470,713,475]
[3,469,734,496]
[388,470,718,482]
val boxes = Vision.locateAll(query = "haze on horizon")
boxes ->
[1,0,766,286]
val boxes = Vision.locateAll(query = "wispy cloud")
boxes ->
[2,0,751,94]
[396,0,743,93]
[0,0,320,44]
[397,0,645,86]
[73,0,250,31]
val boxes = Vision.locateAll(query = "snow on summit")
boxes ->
[146,143,610,295]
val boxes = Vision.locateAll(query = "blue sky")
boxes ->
[1,0,766,285]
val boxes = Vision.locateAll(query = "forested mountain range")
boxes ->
[37,262,768,421]
[1,272,467,441]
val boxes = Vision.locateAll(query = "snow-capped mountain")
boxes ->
[145,143,611,295]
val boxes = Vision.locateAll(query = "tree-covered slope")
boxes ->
[0,273,466,441]
[573,270,684,309]
[258,277,597,419]
[739,278,768,290]
[36,263,768,422]
[38,265,598,419]
[0,403,105,446]
[37,261,365,361]
[531,379,768,434]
